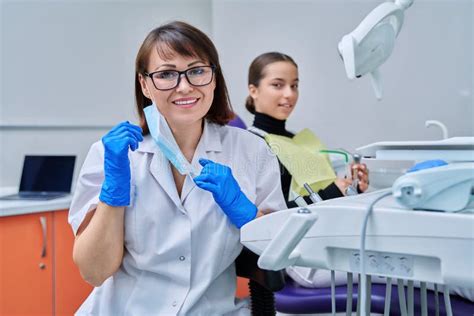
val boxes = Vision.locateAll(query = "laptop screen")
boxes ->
[19,155,76,193]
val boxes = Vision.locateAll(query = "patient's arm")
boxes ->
[256,209,274,218]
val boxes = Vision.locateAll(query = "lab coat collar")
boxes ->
[149,151,182,210]
[180,121,223,202]
[136,135,182,211]
[200,120,222,153]
[136,120,223,209]
[136,135,156,153]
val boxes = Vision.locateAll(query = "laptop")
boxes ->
[0,155,76,201]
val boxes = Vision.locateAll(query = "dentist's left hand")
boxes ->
[99,121,143,207]
[194,158,258,228]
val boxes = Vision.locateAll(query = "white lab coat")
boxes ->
[69,121,287,316]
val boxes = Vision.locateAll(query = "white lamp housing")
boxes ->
[338,0,414,100]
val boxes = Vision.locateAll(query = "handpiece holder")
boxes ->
[392,162,474,212]
[257,209,318,271]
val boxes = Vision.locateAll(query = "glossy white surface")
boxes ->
[0,187,72,217]
[241,190,474,287]
[357,137,474,158]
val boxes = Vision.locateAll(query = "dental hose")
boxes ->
[249,280,276,316]
[360,191,392,315]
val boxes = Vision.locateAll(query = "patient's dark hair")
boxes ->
[245,52,298,114]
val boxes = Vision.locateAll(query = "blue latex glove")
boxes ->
[194,158,258,228]
[99,121,143,207]
[407,159,447,173]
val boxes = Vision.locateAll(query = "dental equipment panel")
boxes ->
[246,134,473,314]
[338,0,414,99]
[242,161,474,315]
[242,191,474,287]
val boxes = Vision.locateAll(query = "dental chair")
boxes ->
[275,275,474,315]
[228,115,247,130]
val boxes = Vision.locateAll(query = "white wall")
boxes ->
[0,0,213,187]
[213,0,473,151]
[1,0,473,187]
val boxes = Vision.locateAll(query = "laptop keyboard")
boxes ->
[20,192,67,198]
[0,192,68,200]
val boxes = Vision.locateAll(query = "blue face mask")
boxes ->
[144,104,198,178]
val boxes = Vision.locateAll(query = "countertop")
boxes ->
[0,187,72,217]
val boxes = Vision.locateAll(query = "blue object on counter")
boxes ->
[407,159,448,173]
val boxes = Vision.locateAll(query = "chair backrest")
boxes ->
[228,115,247,129]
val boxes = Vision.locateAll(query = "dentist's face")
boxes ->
[139,50,216,129]
[249,61,299,120]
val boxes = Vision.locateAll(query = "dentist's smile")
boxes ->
[172,97,200,108]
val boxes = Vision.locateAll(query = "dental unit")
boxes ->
[240,0,474,314]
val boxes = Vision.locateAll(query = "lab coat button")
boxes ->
[179,256,185,261]
[172,301,177,307]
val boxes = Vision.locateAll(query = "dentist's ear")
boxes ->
[138,74,152,99]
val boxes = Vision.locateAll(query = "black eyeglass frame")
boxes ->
[144,65,217,91]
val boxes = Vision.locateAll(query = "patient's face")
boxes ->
[250,61,299,120]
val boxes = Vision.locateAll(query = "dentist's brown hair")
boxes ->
[135,21,234,135]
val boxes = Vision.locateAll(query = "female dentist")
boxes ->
[69,22,286,315]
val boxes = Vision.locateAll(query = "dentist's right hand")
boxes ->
[99,121,143,207]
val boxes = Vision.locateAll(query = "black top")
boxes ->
[252,112,343,208]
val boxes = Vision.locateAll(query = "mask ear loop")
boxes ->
[143,79,177,129]
[143,79,173,133]
[143,78,199,180]
[143,79,157,111]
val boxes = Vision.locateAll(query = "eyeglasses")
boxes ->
[144,65,216,91]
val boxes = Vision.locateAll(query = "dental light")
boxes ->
[338,0,414,100]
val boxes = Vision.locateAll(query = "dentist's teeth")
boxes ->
[175,99,197,105]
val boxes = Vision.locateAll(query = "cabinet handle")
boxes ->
[40,216,47,258]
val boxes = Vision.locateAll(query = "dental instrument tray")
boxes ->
[356,137,474,161]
